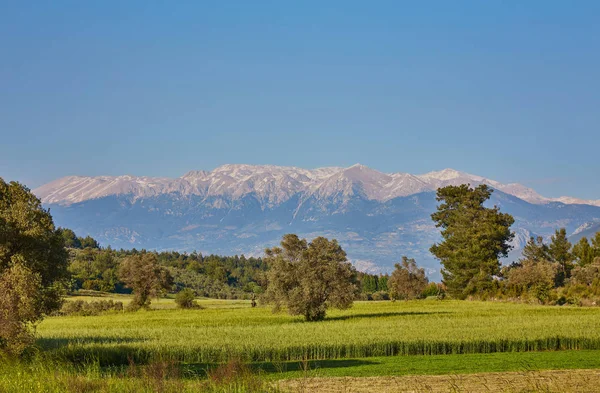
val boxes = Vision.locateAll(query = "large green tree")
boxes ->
[263,234,357,321]
[430,184,514,299]
[0,179,68,353]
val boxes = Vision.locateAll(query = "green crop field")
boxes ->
[38,297,600,364]
[3,296,600,392]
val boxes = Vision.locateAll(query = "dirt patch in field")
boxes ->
[277,369,600,392]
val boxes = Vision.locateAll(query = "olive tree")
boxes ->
[118,253,172,310]
[263,234,357,321]
[0,178,68,354]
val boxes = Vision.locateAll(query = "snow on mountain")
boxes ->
[33,164,600,276]
[34,164,597,209]
[416,169,549,205]
[553,196,600,207]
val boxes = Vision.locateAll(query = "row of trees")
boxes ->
[67,247,267,299]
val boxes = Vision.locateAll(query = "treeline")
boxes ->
[64,245,268,299]
[497,230,600,305]
[62,231,393,300]
[426,184,600,306]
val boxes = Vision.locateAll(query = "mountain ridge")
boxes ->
[34,164,600,208]
[33,164,600,278]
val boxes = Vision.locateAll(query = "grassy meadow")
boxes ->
[38,297,600,363]
[3,295,600,392]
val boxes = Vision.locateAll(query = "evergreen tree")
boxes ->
[548,228,574,286]
[592,232,600,259]
[573,237,594,267]
[520,236,550,263]
[58,228,82,249]
[430,184,514,299]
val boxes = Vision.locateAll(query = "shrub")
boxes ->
[175,289,199,309]
[59,300,123,316]
[371,291,390,301]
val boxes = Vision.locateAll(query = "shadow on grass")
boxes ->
[37,336,145,349]
[184,358,378,378]
[321,311,450,322]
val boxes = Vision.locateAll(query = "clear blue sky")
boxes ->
[1,1,599,199]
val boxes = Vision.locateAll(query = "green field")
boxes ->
[38,297,600,364]
[2,297,600,392]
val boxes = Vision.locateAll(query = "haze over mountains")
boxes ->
[34,164,600,277]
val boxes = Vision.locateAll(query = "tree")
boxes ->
[263,234,357,321]
[430,184,515,299]
[592,232,600,259]
[79,235,100,249]
[0,179,68,353]
[118,253,173,310]
[570,257,600,287]
[505,260,557,303]
[58,228,82,249]
[388,257,428,300]
[573,237,594,267]
[548,228,574,286]
[520,236,550,263]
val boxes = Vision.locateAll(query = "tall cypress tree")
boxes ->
[430,184,514,299]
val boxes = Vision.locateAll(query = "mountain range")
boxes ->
[34,164,600,277]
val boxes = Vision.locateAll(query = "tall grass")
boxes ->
[36,299,600,364]
[0,356,282,393]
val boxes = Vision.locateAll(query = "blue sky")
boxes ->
[1,1,599,199]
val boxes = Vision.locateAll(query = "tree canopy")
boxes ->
[118,253,173,310]
[263,234,357,321]
[430,184,514,299]
[388,256,428,300]
[0,178,68,353]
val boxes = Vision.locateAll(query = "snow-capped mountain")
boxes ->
[35,164,590,207]
[33,164,600,277]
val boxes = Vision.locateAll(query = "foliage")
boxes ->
[370,291,390,301]
[359,272,389,296]
[263,234,358,321]
[505,260,557,304]
[174,289,199,309]
[57,228,100,249]
[421,282,446,298]
[519,236,550,263]
[388,257,428,300]
[548,228,574,286]
[118,253,173,310]
[572,237,594,267]
[0,261,43,354]
[59,299,123,316]
[0,178,68,354]
[430,184,515,299]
